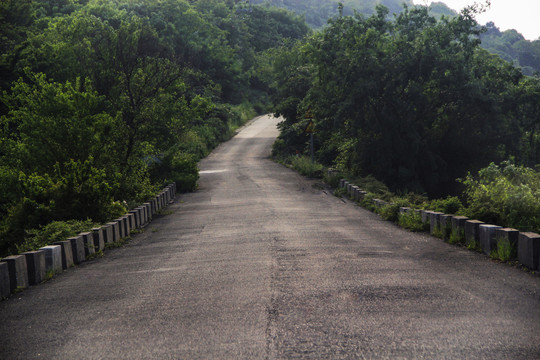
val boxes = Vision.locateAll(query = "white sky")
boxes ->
[412,0,540,41]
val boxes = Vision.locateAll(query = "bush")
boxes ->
[461,161,540,233]
[361,193,377,212]
[288,155,324,178]
[379,203,400,222]
[0,166,22,214]
[427,196,464,215]
[323,170,342,188]
[492,234,517,262]
[398,210,426,232]
[170,152,199,192]
[16,219,97,254]
[50,158,118,223]
[379,198,410,223]
[449,227,465,245]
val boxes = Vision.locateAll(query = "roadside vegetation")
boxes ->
[270,4,539,234]
[0,0,310,256]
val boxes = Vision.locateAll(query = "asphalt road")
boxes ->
[1,115,539,359]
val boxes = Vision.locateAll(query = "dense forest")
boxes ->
[0,0,310,255]
[270,4,539,231]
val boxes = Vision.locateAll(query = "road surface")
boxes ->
[1,115,539,359]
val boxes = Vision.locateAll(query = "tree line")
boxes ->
[271,5,539,197]
[0,0,310,256]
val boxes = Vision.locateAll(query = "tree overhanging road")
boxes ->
[1,115,539,359]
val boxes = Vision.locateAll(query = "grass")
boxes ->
[333,187,347,198]
[379,203,400,223]
[449,228,464,245]
[288,155,324,178]
[432,225,445,239]
[86,249,104,261]
[104,237,129,249]
[492,235,516,262]
[45,269,55,281]
[465,235,481,251]
[398,211,425,232]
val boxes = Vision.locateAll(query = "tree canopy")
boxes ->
[0,0,310,255]
[271,5,540,197]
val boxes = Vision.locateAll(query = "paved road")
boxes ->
[1,115,539,359]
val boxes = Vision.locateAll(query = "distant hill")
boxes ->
[248,0,454,27]
[249,0,539,76]
[480,22,540,76]
[249,0,415,28]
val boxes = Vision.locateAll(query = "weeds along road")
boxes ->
[1,114,540,359]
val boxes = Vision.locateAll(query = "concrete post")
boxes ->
[150,199,156,216]
[68,236,86,264]
[465,220,485,249]
[479,224,502,255]
[0,262,10,298]
[494,228,519,260]
[122,216,131,237]
[107,222,120,242]
[518,232,540,270]
[438,214,452,239]
[79,232,95,257]
[22,251,46,285]
[429,212,444,235]
[450,216,469,242]
[421,210,433,224]
[39,245,62,274]
[2,255,29,291]
[92,228,105,251]
[155,195,161,212]
[129,210,140,229]
[102,224,114,244]
[53,240,74,269]
[145,202,152,221]
[115,218,125,239]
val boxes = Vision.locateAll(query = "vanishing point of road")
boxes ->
[1,115,539,359]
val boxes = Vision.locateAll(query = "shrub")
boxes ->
[150,148,199,193]
[323,170,342,188]
[461,161,540,233]
[398,210,425,232]
[449,228,465,245]
[492,234,517,262]
[379,198,410,223]
[361,193,377,212]
[427,196,464,215]
[288,155,324,178]
[49,158,118,223]
[379,203,399,222]
[16,219,97,254]
[170,152,199,192]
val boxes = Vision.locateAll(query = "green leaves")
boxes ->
[1,0,306,256]
[461,162,540,233]
[272,4,540,197]
[1,72,110,173]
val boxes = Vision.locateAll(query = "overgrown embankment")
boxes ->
[0,0,311,257]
